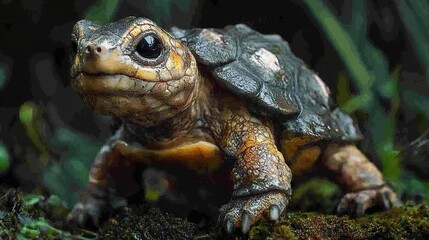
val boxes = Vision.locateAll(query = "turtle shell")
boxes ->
[171,24,362,141]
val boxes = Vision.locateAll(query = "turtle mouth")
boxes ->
[73,70,132,80]
[72,72,156,96]
[79,71,111,77]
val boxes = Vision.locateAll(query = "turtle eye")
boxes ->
[136,34,163,59]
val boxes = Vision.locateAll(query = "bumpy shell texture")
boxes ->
[171,25,362,141]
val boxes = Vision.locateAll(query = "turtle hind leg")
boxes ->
[321,144,400,217]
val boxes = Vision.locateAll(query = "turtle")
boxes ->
[67,16,399,234]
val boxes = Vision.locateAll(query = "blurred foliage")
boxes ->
[18,102,50,184]
[0,189,94,240]
[19,102,48,162]
[0,142,10,174]
[303,0,399,179]
[45,128,101,207]
[17,101,102,206]
[396,171,429,204]
[147,0,193,23]
[84,0,121,25]
[0,64,6,90]
[290,178,340,213]
[396,0,429,84]
[402,89,429,119]
[303,0,429,202]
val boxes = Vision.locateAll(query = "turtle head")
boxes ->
[71,17,199,126]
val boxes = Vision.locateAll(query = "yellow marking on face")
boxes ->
[129,26,141,37]
[135,68,159,81]
[113,141,223,174]
[166,51,185,76]
[119,24,152,46]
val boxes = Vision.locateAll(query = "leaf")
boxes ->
[0,143,10,173]
[45,128,102,206]
[336,72,352,107]
[22,195,43,206]
[0,63,6,90]
[402,89,429,119]
[396,0,429,83]
[84,0,121,25]
[342,93,371,113]
[146,0,193,24]
[302,0,373,93]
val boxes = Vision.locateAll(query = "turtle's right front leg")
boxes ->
[67,142,118,228]
[216,107,292,234]
[67,127,140,228]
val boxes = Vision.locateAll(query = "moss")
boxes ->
[0,189,89,239]
[248,204,429,240]
[2,188,429,239]
[249,221,298,240]
[98,204,208,240]
[289,178,340,212]
[358,203,429,239]
[100,203,428,240]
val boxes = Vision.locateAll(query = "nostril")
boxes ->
[84,44,104,57]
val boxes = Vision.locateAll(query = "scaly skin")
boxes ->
[68,17,398,234]
[210,96,292,233]
[321,144,400,216]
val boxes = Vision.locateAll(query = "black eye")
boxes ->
[136,34,163,59]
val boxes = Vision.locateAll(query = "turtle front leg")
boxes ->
[217,110,292,234]
[68,127,141,229]
[67,142,116,229]
[321,144,400,217]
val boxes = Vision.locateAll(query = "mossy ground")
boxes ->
[98,205,206,240]
[249,204,429,240]
[97,202,429,240]
[2,187,429,239]
[0,189,91,239]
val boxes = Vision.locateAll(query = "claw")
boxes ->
[336,186,399,219]
[353,200,365,217]
[336,201,346,215]
[241,211,252,234]
[348,201,356,217]
[269,205,280,220]
[226,219,234,234]
[381,191,391,210]
[218,192,288,233]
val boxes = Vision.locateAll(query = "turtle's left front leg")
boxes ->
[216,108,292,234]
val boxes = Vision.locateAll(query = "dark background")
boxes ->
[0,0,428,206]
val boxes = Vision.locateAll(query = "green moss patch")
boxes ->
[1,188,429,239]
[0,189,91,239]
[98,205,209,240]
[249,204,429,240]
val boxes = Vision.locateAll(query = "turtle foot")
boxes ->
[218,191,288,234]
[67,195,110,231]
[337,185,400,217]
